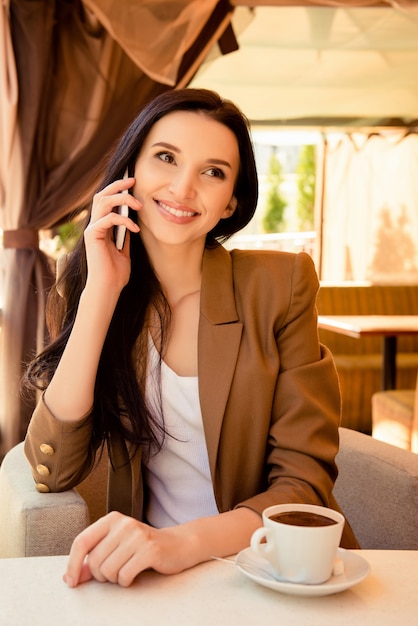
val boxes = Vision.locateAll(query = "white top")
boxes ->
[144,337,218,527]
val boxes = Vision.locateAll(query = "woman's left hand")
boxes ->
[63,507,261,588]
[63,511,195,588]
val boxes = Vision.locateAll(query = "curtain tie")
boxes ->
[2,229,39,249]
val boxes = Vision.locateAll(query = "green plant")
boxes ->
[262,152,287,233]
[296,145,316,231]
[55,213,86,254]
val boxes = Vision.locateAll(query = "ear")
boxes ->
[222,196,237,219]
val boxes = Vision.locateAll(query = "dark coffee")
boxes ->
[270,511,337,527]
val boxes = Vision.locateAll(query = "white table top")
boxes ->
[0,550,417,626]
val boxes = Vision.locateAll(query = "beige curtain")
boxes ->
[0,0,234,458]
[321,132,418,283]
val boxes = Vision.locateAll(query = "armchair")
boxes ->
[0,428,417,557]
[0,442,107,558]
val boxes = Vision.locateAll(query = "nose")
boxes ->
[168,167,197,201]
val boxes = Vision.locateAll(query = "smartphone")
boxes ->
[114,168,130,250]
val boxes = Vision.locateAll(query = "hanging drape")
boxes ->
[0,0,235,458]
[320,131,418,283]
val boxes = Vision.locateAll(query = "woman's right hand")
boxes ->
[83,176,142,295]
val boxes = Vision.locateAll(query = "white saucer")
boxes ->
[235,547,370,597]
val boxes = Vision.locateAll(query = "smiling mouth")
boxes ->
[157,200,198,218]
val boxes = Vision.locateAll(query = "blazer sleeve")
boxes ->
[24,394,96,492]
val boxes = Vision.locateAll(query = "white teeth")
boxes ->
[158,201,196,218]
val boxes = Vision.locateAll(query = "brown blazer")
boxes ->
[25,245,358,548]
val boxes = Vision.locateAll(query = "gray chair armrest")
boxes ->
[0,442,90,557]
[334,427,418,549]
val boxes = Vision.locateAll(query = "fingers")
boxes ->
[63,561,93,587]
[91,542,138,587]
[91,177,142,223]
[63,513,150,588]
[84,211,139,245]
[64,517,110,587]
[84,177,141,252]
[63,512,193,589]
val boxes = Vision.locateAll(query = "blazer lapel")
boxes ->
[198,246,242,480]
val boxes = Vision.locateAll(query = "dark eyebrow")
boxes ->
[207,159,233,170]
[152,141,180,152]
[151,141,232,169]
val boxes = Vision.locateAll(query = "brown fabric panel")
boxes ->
[14,5,168,228]
[3,229,39,249]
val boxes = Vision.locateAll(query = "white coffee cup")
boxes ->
[250,503,345,585]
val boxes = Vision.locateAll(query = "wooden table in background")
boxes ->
[318,315,418,390]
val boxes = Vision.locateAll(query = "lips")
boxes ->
[157,200,198,218]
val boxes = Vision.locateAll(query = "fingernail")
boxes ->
[63,574,75,588]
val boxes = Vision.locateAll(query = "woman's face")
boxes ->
[132,110,240,249]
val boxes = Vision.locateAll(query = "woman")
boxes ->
[24,88,358,588]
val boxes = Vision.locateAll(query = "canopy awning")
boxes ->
[191,1,418,127]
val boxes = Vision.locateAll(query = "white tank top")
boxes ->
[144,336,219,528]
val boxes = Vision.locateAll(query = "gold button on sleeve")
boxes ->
[36,464,51,477]
[40,443,55,456]
[35,483,50,493]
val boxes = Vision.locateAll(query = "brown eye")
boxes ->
[205,167,225,179]
[157,151,175,164]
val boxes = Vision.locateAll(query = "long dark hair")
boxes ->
[25,88,258,459]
